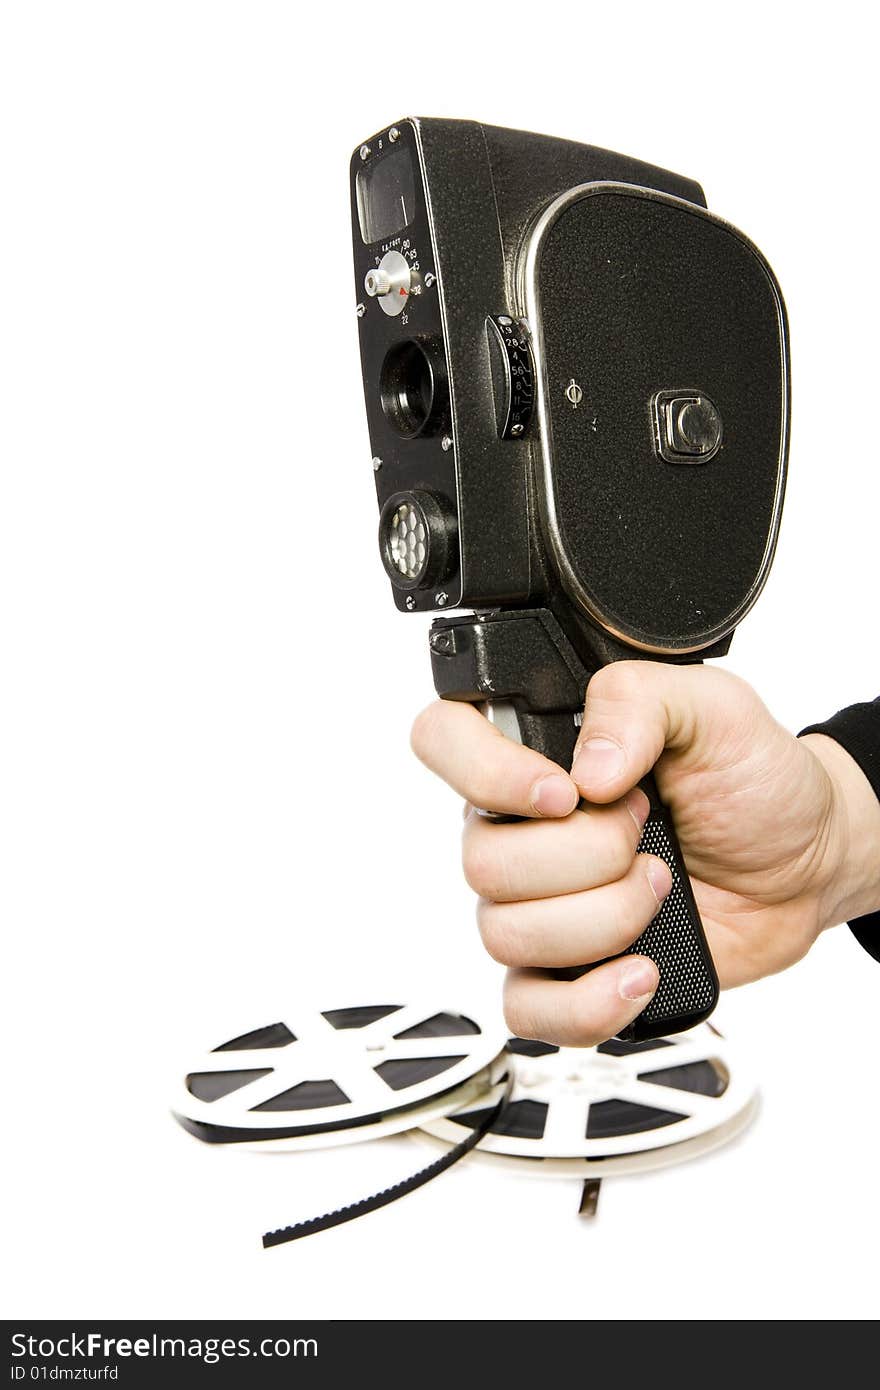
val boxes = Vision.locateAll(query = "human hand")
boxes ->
[411,663,880,1045]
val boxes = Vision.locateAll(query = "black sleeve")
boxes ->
[800,699,880,963]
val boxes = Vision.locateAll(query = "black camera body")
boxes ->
[350,118,789,1040]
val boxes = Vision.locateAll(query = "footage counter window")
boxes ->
[357,147,416,244]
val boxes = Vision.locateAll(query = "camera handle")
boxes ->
[429,609,719,1042]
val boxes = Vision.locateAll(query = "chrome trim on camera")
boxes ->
[519,182,790,656]
[410,117,465,609]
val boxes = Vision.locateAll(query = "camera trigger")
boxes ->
[484,699,523,745]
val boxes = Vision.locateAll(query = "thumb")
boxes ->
[571,661,706,804]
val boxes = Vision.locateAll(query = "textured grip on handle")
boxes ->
[619,773,718,1040]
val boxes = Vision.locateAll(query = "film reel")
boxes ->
[173,1006,758,1242]
[420,1023,758,1177]
[172,1002,507,1151]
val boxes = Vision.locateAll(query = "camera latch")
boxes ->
[652,389,723,464]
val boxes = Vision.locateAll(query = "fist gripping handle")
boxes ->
[429,609,718,1042]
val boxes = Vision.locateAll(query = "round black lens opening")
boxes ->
[380,340,436,438]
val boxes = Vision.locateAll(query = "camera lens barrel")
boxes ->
[379,337,448,439]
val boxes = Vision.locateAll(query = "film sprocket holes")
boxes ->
[350,119,790,1041]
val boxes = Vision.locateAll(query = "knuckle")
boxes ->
[468,772,499,812]
[605,884,650,952]
[477,902,529,966]
[409,701,445,763]
[502,986,542,1042]
[601,814,639,879]
[595,891,628,948]
[570,1021,610,1049]
[613,832,638,879]
[586,660,646,707]
[462,832,507,899]
[566,992,619,1048]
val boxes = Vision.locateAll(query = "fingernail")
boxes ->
[530,773,578,817]
[625,789,650,832]
[646,857,672,904]
[572,736,625,787]
[618,958,659,1002]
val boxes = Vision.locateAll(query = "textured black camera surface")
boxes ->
[533,186,787,651]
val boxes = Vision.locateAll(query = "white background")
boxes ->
[2,0,878,1323]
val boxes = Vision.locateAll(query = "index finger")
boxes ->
[410,700,579,818]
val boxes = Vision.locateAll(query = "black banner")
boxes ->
[1,1318,856,1382]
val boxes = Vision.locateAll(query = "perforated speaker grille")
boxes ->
[629,812,717,1025]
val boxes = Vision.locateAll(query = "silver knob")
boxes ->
[365,268,391,297]
[363,249,412,317]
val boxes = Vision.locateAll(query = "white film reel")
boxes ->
[420,1024,758,1177]
[172,1002,508,1151]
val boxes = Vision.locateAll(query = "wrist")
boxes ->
[800,733,880,929]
